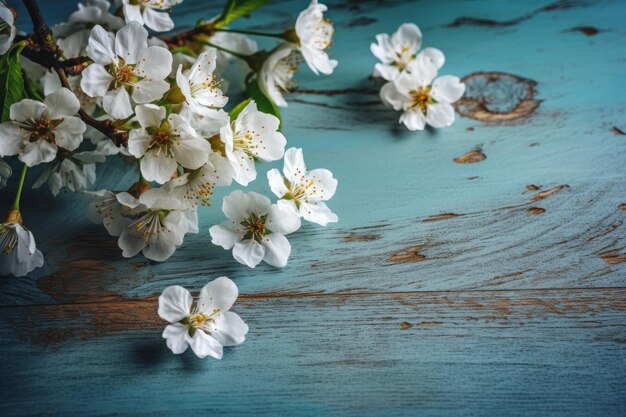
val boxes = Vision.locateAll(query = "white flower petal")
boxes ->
[162,323,189,354]
[400,110,426,131]
[158,285,192,322]
[54,116,86,151]
[212,311,248,347]
[379,81,406,110]
[300,201,338,226]
[199,276,239,313]
[127,130,152,158]
[103,87,133,119]
[374,63,401,82]
[140,150,177,184]
[135,104,165,128]
[171,135,211,170]
[391,23,422,53]
[0,123,25,156]
[43,87,80,118]
[81,64,115,97]
[222,190,271,222]
[262,232,291,268]
[86,25,115,65]
[232,240,265,268]
[209,222,242,250]
[370,33,394,64]
[131,79,169,104]
[418,47,445,71]
[306,168,337,201]
[10,99,46,122]
[20,141,57,167]
[282,147,306,183]
[142,7,175,32]
[134,46,172,80]
[266,204,301,235]
[114,21,148,65]
[431,75,465,103]
[425,102,456,128]
[122,4,144,26]
[188,329,223,359]
[267,168,289,198]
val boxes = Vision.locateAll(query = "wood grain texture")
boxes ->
[1,289,625,416]
[1,0,625,415]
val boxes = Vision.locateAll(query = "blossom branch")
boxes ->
[20,0,126,146]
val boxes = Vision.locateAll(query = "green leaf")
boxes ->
[229,97,252,121]
[217,0,269,27]
[0,43,27,122]
[245,78,282,130]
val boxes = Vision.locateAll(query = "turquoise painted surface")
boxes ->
[1,0,625,416]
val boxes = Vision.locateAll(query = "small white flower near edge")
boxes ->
[158,277,248,359]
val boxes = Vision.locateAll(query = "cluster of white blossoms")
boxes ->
[0,0,338,292]
[372,23,466,131]
[0,0,339,358]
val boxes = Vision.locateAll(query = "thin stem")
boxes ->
[214,27,284,39]
[204,41,250,61]
[11,165,28,211]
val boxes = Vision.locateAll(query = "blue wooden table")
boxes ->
[1,0,625,415]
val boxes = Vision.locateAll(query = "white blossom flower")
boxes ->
[114,188,197,261]
[163,153,233,207]
[128,104,212,184]
[219,100,286,186]
[87,189,143,236]
[209,190,301,268]
[293,0,337,75]
[0,88,86,167]
[175,49,228,116]
[53,0,123,38]
[43,34,101,115]
[33,151,105,196]
[209,32,258,93]
[210,31,258,68]
[0,2,16,55]
[380,54,465,130]
[0,158,10,189]
[267,147,338,226]
[81,22,172,119]
[258,43,301,108]
[158,277,248,359]
[180,103,229,138]
[0,212,44,277]
[122,0,182,32]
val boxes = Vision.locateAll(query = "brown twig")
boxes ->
[160,23,216,48]
[20,0,126,146]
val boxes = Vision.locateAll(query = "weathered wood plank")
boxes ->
[3,0,625,306]
[1,288,625,416]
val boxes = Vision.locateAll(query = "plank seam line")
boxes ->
[2,286,626,309]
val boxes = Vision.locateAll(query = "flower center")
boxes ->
[396,46,413,70]
[184,307,221,336]
[21,116,59,144]
[284,177,315,208]
[147,125,178,157]
[189,312,211,328]
[410,86,434,115]
[232,127,261,158]
[313,18,334,50]
[241,213,271,243]
[186,168,216,206]
[116,65,134,84]
[275,51,302,92]
[189,74,221,96]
